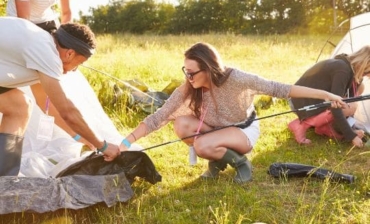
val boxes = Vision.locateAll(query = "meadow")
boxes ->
[1,34,369,224]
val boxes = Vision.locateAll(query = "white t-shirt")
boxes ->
[6,0,58,24]
[0,17,62,88]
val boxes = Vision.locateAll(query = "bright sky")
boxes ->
[69,0,110,19]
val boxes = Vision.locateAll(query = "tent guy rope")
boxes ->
[81,64,160,102]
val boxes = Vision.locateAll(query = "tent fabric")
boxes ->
[354,77,370,133]
[329,12,370,133]
[0,69,144,177]
[19,70,129,170]
[330,12,370,57]
[0,151,161,214]
[0,173,133,214]
[0,70,159,214]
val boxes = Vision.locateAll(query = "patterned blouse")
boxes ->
[143,67,292,133]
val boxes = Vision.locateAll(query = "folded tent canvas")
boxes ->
[328,12,370,133]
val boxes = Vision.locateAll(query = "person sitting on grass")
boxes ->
[288,45,370,147]
[117,42,345,184]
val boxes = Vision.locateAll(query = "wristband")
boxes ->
[121,138,131,148]
[130,133,137,141]
[97,140,108,153]
[72,134,81,141]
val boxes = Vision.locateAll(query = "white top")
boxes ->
[6,0,58,24]
[354,77,370,133]
[0,17,62,88]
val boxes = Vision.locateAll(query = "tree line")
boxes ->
[79,0,369,35]
[0,0,369,35]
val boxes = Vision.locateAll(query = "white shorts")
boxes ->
[240,119,260,147]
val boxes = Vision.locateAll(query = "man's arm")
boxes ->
[30,83,94,149]
[38,72,120,161]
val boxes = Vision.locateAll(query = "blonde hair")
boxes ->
[348,45,370,84]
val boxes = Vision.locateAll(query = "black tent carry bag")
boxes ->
[268,162,355,184]
[56,151,162,184]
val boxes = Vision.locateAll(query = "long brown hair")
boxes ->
[184,42,230,118]
[348,45,370,84]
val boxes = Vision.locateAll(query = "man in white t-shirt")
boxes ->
[0,17,120,176]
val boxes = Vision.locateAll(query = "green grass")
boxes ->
[1,34,369,224]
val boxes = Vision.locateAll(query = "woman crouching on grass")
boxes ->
[119,42,345,184]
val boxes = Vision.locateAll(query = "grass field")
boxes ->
[1,34,369,224]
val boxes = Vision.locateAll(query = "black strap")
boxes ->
[235,111,256,129]
[36,20,57,33]
[0,86,13,94]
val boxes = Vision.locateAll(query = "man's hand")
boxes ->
[102,143,121,161]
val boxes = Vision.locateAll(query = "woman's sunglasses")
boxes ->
[182,66,202,80]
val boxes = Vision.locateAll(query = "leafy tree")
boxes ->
[155,3,176,34]
[119,0,158,34]
[167,4,188,34]
[222,0,249,33]
[170,0,226,34]
[337,0,370,18]
[245,0,306,34]
[80,2,126,33]
[77,0,370,35]
[81,0,174,34]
